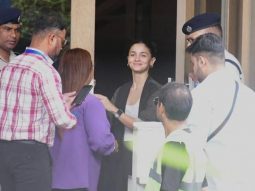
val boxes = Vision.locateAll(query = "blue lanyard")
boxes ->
[24,48,48,61]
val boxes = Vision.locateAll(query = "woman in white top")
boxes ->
[96,39,162,191]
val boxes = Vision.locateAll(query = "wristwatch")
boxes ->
[114,109,124,118]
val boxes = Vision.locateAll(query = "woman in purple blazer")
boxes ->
[51,48,116,191]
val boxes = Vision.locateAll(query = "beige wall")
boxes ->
[229,0,254,90]
[221,0,255,90]
[175,0,189,83]
[247,0,255,90]
[241,0,255,90]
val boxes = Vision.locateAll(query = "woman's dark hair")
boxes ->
[58,48,93,93]
[127,38,157,58]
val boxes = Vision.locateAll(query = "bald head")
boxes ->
[158,82,192,121]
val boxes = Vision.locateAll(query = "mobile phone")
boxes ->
[72,85,93,106]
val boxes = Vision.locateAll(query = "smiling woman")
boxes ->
[96,38,162,191]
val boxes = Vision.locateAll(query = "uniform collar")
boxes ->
[0,50,16,63]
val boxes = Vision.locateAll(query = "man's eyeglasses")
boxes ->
[153,97,160,106]
[55,34,68,47]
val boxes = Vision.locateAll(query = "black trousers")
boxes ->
[0,140,52,191]
[98,141,132,191]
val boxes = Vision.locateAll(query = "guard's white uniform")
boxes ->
[188,68,255,191]
[0,51,16,71]
[224,50,243,82]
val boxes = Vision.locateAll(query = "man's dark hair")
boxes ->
[159,82,192,121]
[186,33,224,60]
[32,10,66,35]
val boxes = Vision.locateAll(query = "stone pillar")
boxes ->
[71,0,95,62]
[175,0,195,83]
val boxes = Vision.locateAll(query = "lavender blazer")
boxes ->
[50,94,115,191]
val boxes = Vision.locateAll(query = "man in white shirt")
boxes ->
[182,12,243,83]
[0,7,21,71]
[186,33,255,191]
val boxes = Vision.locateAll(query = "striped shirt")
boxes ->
[0,47,77,146]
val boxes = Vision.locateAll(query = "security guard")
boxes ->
[0,7,21,70]
[145,83,207,191]
[182,12,243,82]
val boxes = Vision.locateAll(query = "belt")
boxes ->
[0,139,46,146]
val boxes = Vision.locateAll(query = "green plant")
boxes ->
[12,0,71,40]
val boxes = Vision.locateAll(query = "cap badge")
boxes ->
[186,25,192,33]
[17,16,21,23]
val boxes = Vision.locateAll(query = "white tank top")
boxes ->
[124,100,140,141]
